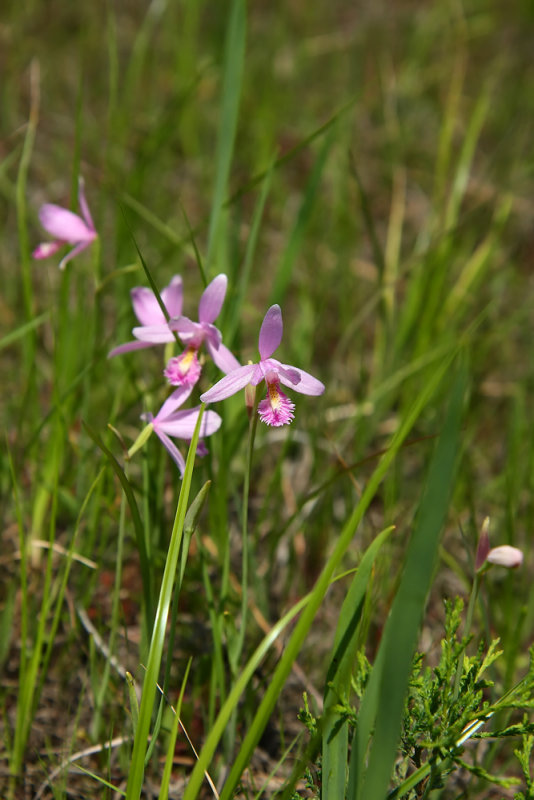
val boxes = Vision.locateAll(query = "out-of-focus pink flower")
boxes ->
[108,275,183,358]
[141,385,221,476]
[486,545,523,569]
[475,517,524,570]
[33,177,97,270]
[134,274,240,385]
[200,304,324,426]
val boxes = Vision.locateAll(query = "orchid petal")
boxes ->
[131,287,167,326]
[199,274,227,323]
[77,177,95,231]
[157,408,222,438]
[169,316,199,337]
[32,241,64,259]
[38,204,95,243]
[58,241,92,270]
[131,276,183,326]
[154,429,186,476]
[200,364,256,403]
[133,324,175,343]
[200,322,222,350]
[258,305,283,360]
[206,341,241,374]
[278,363,325,396]
[264,358,301,386]
[108,340,156,358]
[156,385,194,419]
[250,363,268,386]
[160,276,183,318]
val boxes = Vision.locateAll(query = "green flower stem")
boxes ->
[226,388,260,753]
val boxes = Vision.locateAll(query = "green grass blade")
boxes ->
[125,407,205,800]
[322,526,394,800]
[349,365,467,800]
[225,157,275,345]
[0,312,49,352]
[206,0,246,271]
[269,123,336,307]
[213,353,457,800]
[444,87,490,231]
[182,591,314,800]
[160,658,192,800]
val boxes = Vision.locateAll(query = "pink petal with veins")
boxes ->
[199,274,227,323]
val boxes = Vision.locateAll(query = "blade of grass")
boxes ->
[269,122,336,307]
[0,312,49,352]
[349,364,467,800]
[9,437,60,795]
[224,157,275,345]
[124,406,205,800]
[205,0,246,272]
[184,350,457,800]
[160,658,193,800]
[322,526,394,800]
[17,59,39,328]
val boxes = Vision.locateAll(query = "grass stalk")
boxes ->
[124,406,205,800]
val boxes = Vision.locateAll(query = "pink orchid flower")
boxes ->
[475,517,523,570]
[33,177,97,270]
[142,385,221,476]
[200,304,324,426]
[108,275,184,358]
[133,273,240,386]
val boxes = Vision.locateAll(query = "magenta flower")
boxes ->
[200,304,324,426]
[142,385,222,476]
[33,177,97,270]
[133,273,240,386]
[108,275,184,358]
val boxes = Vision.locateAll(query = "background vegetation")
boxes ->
[1,0,534,797]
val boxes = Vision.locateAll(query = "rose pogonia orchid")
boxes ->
[108,275,183,358]
[200,304,324,426]
[133,273,240,386]
[33,177,97,270]
[140,385,221,476]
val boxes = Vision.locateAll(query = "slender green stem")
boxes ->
[225,390,259,754]
[234,388,260,670]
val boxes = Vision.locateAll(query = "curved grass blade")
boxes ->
[125,407,205,800]
[322,526,394,800]
[206,0,246,271]
[184,353,456,800]
[349,365,467,800]
[0,312,49,352]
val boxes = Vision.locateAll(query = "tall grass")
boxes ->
[2,1,534,798]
